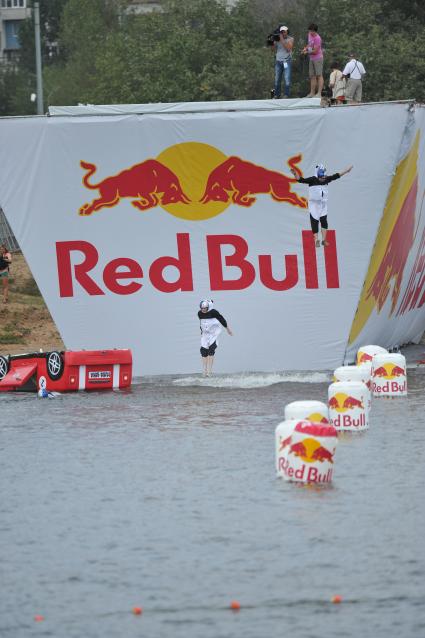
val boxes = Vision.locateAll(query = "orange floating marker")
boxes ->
[34,615,44,622]
[132,606,143,615]
[331,595,343,604]
[230,600,241,611]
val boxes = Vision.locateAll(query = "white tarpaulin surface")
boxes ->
[0,101,424,375]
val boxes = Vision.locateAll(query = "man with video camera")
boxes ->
[273,26,294,99]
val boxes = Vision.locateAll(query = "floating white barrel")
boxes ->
[284,400,329,424]
[371,353,407,397]
[356,345,388,365]
[275,419,298,475]
[333,365,372,411]
[276,420,337,484]
[328,380,369,431]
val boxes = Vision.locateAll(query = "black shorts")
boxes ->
[200,342,217,357]
[310,214,328,234]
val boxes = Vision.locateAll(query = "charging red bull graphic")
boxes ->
[79,142,307,219]
[79,159,191,215]
[199,153,307,209]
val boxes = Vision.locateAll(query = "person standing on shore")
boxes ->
[302,23,324,98]
[274,26,294,99]
[0,244,12,304]
[290,164,353,247]
[198,299,233,377]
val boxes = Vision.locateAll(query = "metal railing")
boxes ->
[0,207,20,251]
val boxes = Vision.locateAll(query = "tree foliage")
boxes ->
[0,0,424,115]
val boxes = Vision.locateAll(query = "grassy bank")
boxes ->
[0,252,64,354]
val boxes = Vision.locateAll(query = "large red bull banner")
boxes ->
[0,101,424,375]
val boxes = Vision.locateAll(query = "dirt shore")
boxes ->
[0,252,64,355]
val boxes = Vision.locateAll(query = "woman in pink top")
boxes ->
[302,23,324,98]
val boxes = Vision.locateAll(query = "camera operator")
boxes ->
[274,26,294,99]
[301,23,323,98]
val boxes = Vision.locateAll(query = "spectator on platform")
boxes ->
[302,23,324,98]
[0,244,12,304]
[274,26,294,99]
[343,53,366,103]
[329,62,346,104]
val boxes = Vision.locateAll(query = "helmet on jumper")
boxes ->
[200,299,213,310]
[316,164,326,178]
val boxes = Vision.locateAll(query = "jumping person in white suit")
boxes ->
[198,299,233,377]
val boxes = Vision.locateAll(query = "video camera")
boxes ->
[266,28,281,46]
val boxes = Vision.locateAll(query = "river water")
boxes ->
[1,349,425,638]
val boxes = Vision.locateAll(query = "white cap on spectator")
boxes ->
[280,26,288,31]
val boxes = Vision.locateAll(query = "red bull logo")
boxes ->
[59,143,340,297]
[79,142,307,220]
[328,392,367,429]
[277,421,337,483]
[372,362,407,394]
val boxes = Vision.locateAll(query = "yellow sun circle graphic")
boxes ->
[156,142,229,220]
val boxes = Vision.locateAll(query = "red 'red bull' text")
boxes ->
[278,457,333,483]
[56,230,340,297]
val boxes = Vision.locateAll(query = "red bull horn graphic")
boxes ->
[79,142,307,220]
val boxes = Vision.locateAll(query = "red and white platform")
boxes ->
[0,349,132,392]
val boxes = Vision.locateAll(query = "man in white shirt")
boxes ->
[343,53,366,103]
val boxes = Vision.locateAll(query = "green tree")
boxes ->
[18,0,69,73]
[314,0,425,102]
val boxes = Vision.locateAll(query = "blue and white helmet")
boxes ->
[316,164,326,178]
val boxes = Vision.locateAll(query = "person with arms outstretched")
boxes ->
[291,164,353,247]
[198,299,233,377]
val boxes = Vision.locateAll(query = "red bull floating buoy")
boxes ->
[333,365,372,412]
[328,380,369,431]
[284,400,329,424]
[371,353,407,397]
[276,420,337,484]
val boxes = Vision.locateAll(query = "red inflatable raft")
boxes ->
[0,349,132,392]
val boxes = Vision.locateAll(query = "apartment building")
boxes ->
[0,0,31,62]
